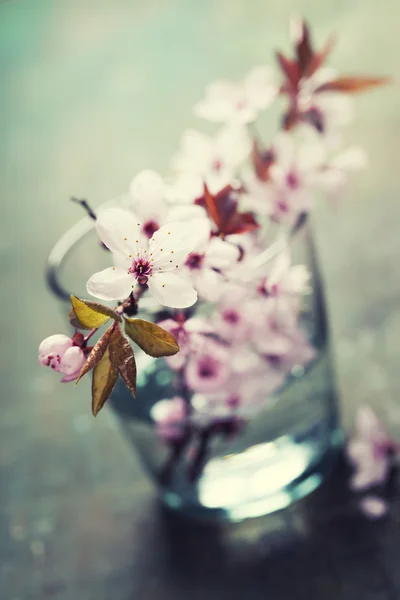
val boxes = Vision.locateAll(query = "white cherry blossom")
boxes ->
[194,66,277,124]
[170,126,251,192]
[86,208,199,308]
[181,218,240,302]
[129,169,205,238]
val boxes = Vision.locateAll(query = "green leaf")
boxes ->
[92,347,118,416]
[124,318,179,358]
[70,295,122,329]
[76,323,117,383]
[109,324,137,397]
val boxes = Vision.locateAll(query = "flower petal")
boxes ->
[165,172,204,204]
[331,146,368,171]
[194,80,239,122]
[129,169,165,204]
[244,65,277,110]
[150,221,205,267]
[129,170,167,222]
[214,125,252,168]
[355,405,388,442]
[148,272,197,308]
[273,132,296,171]
[96,208,142,257]
[60,346,86,376]
[204,237,239,269]
[171,129,212,173]
[86,267,134,301]
[193,268,225,302]
[167,204,208,225]
[39,334,72,367]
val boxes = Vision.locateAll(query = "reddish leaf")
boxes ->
[224,212,259,236]
[203,183,226,231]
[295,20,313,75]
[109,324,137,397]
[305,35,335,77]
[76,322,117,383]
[251,140,275,182]
[201,185,259,236]
[91,347,118,416]
[316,76,389,94]
[276,52,300,91]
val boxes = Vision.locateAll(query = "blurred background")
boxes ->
[1,1,400,599]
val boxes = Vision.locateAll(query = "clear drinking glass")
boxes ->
[46,214,342,522]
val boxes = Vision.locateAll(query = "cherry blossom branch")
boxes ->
[70,197,97,220]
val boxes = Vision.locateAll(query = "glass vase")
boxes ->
[46,214,342,522]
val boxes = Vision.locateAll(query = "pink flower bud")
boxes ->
[38,334,86,383]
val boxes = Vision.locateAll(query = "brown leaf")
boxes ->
[68,308,91,330]
[92,347,118,416]
[316,76,389,94]
[70,295,122,329]
[75,323,117,383]
[124,318,179,357]
[276,52,300,91]
[109,324,137,397]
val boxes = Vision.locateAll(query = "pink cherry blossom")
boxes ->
[194,66,277,124]
[157,316,214,370]
[250,298,316,374]
[347,405,398,491]
[185,340,231,394]
[181,218,240,302]
[129,170,206,238]
[38,334,86,383]
[150,396,188,443]
[171,126,251,192]
[191,356,284,423]
[229,242,310,305]
[213,292,252,343]
[86,208,198,308]
[253,248,311,320]
[243,128,367,223]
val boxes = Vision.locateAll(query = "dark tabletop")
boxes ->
[1,1,400,599]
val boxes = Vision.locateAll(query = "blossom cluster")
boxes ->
[39,19,385,446]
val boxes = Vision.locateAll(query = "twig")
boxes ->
[70,197,97,221]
